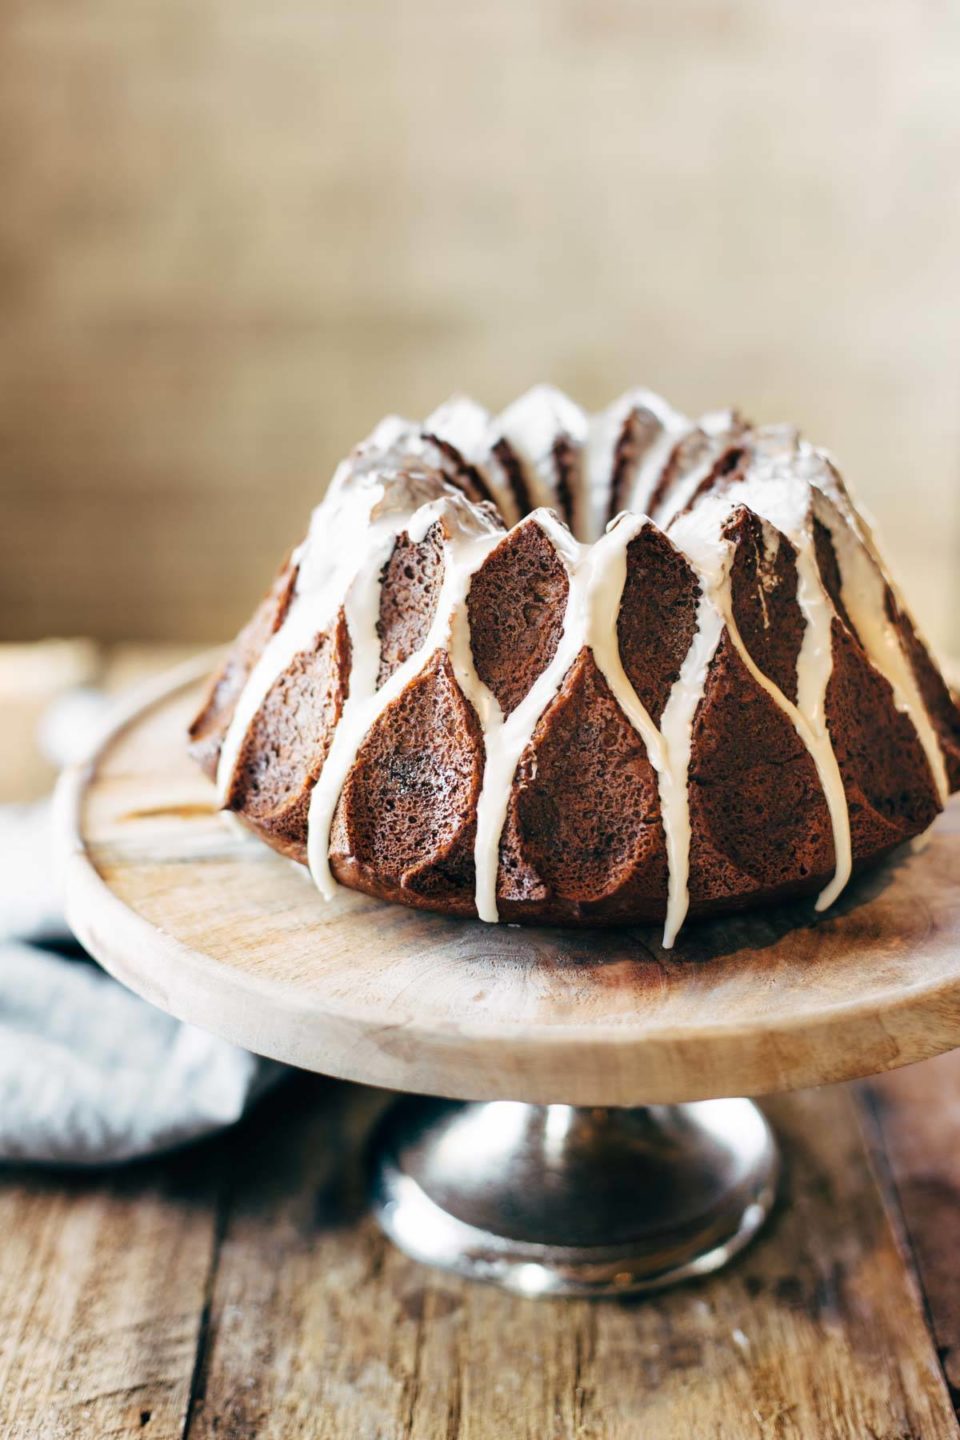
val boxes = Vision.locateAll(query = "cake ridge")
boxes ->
[197,387,960,946]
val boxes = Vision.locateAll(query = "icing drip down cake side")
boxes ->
[189,386,960,947]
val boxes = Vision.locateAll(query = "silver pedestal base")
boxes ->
[370,1098,779,1298]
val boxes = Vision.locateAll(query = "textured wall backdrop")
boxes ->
[1,0,958,652]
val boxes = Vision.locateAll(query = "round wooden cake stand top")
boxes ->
[57,658,960,1297]
[58,657,960,1109]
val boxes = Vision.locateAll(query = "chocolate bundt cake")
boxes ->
[190,386,960,946]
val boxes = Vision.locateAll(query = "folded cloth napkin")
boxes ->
[0,688,285,1165]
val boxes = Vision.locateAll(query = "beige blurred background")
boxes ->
[1,0,958,653]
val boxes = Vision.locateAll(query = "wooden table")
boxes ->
[2,644,960,1440]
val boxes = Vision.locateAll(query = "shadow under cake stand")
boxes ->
[57,659,960,1298]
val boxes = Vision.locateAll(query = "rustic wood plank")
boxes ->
[0,644,222,1440]
[865,1051,960,1416]
[183,1077,401,1440]
[187,1082,959,1440]
[0,1150,223,1440]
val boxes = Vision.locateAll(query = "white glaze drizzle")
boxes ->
[424,395,521,528]
[444,506,710,946]
[493,385,588,531]
[553,512,717,948]
[463,511,671,929]
[649,409,742,528]
[306,500,504,898]
[668,437,854,912]
[808,475,949,805]
[215,391,953,947]
[582,388,688,542]
[217,468,497,803]
[655,589,726,943]
[216,478,386,803]
[424,394,491,461]
[628,406,691,517]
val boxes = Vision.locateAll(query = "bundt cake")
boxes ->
[189,386,960,947]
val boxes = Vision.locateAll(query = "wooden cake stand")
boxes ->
[57,659,960,1297]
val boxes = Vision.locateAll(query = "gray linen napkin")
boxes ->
[0,690,284,1165]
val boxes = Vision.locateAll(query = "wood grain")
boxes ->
[1,0,959,652]
[0,646,220,1440]
[866,1050,960,1412]
[61,666,960,1105]
[0,1153,223,1440]
[4,1078,959,1439]
[185,1081,960,1440]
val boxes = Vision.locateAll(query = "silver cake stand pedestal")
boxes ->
[370,1097,776,1297]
